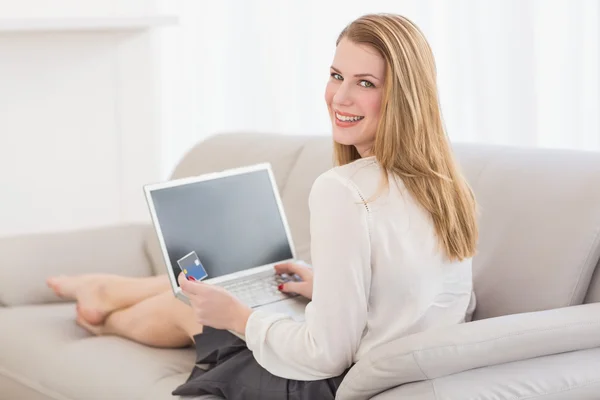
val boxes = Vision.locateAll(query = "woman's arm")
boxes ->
[244,171,372,380]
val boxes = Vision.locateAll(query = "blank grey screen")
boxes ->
[150,169,294,286]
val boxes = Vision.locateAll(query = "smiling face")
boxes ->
[325,38,386,157]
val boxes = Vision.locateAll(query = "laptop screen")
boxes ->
[147,168,294,286]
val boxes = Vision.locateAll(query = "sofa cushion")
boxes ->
[280,136,334,263]
[453,144,600,319]
[370,348,600,400]
[337,302,600,399]
[144,132,307,276]
[0,372,71,400]
[0,224,153,307]
[0,304,198,400]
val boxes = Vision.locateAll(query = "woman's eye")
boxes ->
[330,73,343,81]
[359,80,375,88]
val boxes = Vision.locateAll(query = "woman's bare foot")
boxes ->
[47,274,122,325]
[75,303,105,336]
[47,273,170,327]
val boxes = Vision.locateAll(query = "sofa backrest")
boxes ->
[144,133,600,320]
[451,143,600,319]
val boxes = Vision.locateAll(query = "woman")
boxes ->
[47,13,478,399]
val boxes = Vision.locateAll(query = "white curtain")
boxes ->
[157,0,600,178]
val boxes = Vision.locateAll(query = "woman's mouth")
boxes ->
[334,111,364,127]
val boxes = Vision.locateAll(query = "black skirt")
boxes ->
[172,327,350,400]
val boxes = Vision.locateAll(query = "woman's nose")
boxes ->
[332,83,353,107]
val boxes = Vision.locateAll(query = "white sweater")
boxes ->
[244,156,474,381]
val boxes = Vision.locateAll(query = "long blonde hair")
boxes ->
[334,14,478,261]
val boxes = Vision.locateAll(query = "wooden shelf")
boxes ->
[0,15,178,33]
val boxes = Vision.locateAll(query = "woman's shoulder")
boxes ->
[310,157,382,204]
[333,156,379,179]
[317,156,380,185]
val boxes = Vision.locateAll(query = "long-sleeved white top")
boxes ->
[244,156,475,381]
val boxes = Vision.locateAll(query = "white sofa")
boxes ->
[2,132,600,399]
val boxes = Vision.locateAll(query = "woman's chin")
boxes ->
[332,129,358,147]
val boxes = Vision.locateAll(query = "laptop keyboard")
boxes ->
[217,270,298,308]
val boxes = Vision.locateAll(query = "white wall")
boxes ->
[0,1,174,237]
[155,0,600,178]
[2,0,598,237]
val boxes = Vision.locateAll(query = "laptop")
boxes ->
[143,163,308,320]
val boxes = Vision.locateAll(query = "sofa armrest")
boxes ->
[337,303,600,400]
[0,223,154,307]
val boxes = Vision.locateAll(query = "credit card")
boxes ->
[177,251,208,282]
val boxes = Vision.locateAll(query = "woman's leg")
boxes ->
[47,274,171,325]
[77,290,202,348]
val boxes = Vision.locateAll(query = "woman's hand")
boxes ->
[275,261,314,300]
[178,273,253,336]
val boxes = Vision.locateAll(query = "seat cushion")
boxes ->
[0,304,207,400]
[371,347,600,400]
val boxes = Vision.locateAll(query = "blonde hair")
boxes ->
[334,13,478,261]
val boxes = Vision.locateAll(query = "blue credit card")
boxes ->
[177,251,208,282]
